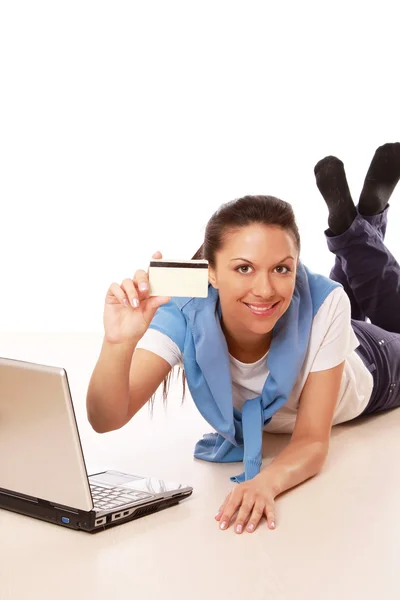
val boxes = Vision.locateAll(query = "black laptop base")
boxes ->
[0,487,190,533]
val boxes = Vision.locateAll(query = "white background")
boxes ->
[1,0,399,333]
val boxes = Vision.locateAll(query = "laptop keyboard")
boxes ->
[90,484,154,511]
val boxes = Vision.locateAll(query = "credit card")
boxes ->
[148,259,209,298]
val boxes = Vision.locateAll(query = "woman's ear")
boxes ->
[208,266,218,289]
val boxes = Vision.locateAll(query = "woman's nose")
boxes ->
[252,272,275,298]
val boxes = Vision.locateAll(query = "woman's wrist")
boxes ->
[258,439,328,497]
[102,336,141,360]
[257,466,283,497]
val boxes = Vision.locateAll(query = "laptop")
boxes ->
[0,357,193,532]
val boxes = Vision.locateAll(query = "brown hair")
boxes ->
[154,195,300,407]
[193,194,300,263]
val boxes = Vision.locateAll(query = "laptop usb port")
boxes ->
[111,509,134,522]
[61,517,70,524]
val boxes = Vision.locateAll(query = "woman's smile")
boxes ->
[242,300,281,317]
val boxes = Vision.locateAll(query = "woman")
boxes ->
[87,142,400,535]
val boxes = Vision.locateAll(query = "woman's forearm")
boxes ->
[260,438,329,496]
[86,337,139,433]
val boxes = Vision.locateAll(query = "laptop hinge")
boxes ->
[0,488,38,504]
[36,497,81,514]
[0,489,82,514]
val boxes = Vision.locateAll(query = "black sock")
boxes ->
[358,142,400,216]
[314,156,357,236]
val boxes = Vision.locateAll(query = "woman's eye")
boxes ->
[237,265,252,274]
[236,265,290,274]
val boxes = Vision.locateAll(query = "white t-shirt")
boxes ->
[136,287,374,434]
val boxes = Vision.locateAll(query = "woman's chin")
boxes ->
[240,317,276,336]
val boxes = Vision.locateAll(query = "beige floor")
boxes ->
[1,333,399,600]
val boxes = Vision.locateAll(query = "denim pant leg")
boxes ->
[351,319,400,414]
[328,206,389,322]
[325,205,400,334]
[329,257,366,321]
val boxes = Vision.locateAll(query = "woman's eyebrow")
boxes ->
[229,255,295,263]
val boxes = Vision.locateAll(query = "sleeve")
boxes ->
[147,300,187,351]
[135,328,183,368]
[310,287,360,372]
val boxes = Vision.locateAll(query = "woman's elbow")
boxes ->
[87,409,128,434]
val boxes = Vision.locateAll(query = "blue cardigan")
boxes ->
[149,261,341,482]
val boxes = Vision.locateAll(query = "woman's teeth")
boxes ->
[247,303,276,311]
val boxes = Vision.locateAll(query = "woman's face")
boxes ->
[208,224,298,338]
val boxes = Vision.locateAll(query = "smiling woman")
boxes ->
[189,196,301,363]
[86,143,400,536]
[207,222,298,362]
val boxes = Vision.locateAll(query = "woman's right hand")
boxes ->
[103,251,170,344]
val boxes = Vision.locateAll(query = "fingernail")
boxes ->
[139,282,148,291]
[247,523,255,532]
[215,511,221,518]
[131,298,139,308]
[235,524,243,534]
[220,521,228,530]
[123,299,129,306]
[270,521,275,529]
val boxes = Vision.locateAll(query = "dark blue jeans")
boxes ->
[326,205,400,414]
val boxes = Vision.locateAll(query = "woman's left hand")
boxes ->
[215,473,277,534]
